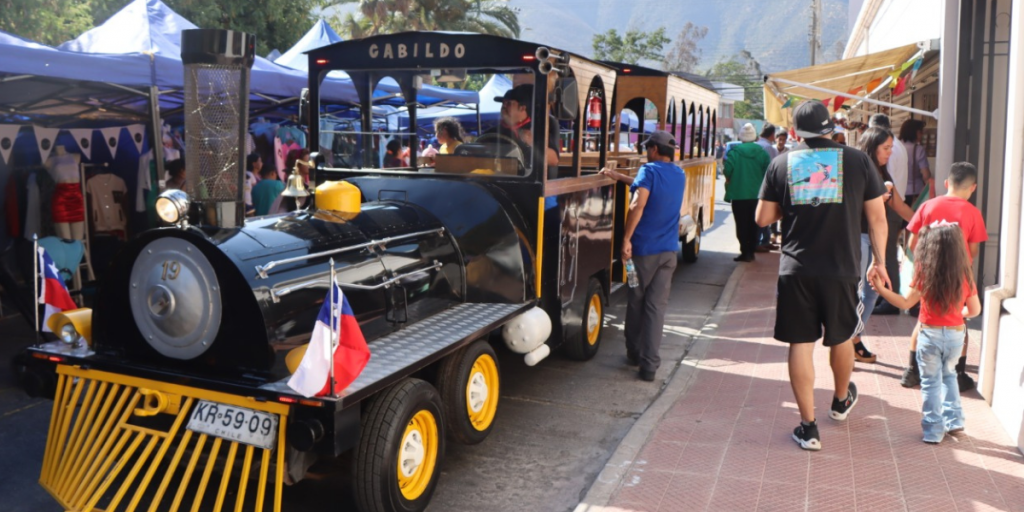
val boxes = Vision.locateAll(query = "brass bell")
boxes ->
[281,167,309,198]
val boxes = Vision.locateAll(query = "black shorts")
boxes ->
[775,275,861,346]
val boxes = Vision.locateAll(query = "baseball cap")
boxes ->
[494,84,533,104]
[793,101,835,139]
[640,130,678,149]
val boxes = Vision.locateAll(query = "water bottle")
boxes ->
[626,259,639,288]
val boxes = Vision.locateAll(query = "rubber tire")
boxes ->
[560,278,604,361]
[437,340,500,445]
[682,222,701,264]
[353,379,445,512]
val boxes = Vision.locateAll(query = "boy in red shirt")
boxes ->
[901,162,987,391]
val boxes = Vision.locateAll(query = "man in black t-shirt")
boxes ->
[756,101,890,452]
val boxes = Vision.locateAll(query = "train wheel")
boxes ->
[437,340,500,445]
[682,221,701,264]
[354,378,445,512]
[561,278,604,361]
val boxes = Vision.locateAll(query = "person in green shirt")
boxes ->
[724,123,771,262]
[251,164,284,216]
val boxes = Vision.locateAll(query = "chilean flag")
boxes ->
[38,247,76,332]
[287,281,371,397]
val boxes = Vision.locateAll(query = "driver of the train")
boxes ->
[482,84,560,167]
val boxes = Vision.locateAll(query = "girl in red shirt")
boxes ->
[871,224,981,443]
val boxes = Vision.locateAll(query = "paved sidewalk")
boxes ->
[589,253,1024,512]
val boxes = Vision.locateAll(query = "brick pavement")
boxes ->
[605,254,1024,512]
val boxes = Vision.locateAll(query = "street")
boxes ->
[0,178,739,512]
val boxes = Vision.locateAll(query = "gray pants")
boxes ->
[626,251,677,372]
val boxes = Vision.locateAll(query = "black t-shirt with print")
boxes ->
[759,137,886,280]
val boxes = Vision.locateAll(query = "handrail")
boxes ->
[272,261,443,299]
[255,228,445,279]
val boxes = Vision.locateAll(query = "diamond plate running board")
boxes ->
[262,302,533,407]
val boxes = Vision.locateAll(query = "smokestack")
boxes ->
[180,29,256,228]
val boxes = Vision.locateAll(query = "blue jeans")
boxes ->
[858,233,879,330]
[918,327,966,442]
[758,226,772,246]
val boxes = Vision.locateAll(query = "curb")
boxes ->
[573,261,748,512]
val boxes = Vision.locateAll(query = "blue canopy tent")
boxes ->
[399,74,507,134]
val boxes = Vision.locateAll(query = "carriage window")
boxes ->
[319,70,540,178]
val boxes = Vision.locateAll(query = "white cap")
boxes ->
[739,123,757,142]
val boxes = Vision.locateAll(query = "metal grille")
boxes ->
[183,64,248,202]
[39,366,288,512]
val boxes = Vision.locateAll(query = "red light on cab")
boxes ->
[278,396,298,404]
[315,59,329,65]
[623,68,632,74]
[522,55,536,61]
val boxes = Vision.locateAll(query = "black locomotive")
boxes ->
[30,32,630,512]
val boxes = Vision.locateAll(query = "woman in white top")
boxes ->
[899,119,932,207]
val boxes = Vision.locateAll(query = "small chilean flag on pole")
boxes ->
[38,247,76,332]
[288,280,371,397]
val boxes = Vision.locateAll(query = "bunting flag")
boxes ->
[833,95,847,111]
[822,98,832,109]
[69,129,94,161]
[910,58,923,81]
[893,75,910,96]
[127,124,146,154]
[99,127,122,158]
[866,77,883,92]
[33,126,61,161]
[0,124,20,165]
[781,97,793,109]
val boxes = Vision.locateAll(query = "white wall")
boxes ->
[992,311,1024,451]
[848,0,942,57]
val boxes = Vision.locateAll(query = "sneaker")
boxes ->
[829,382,858,421]
[900,366,921,388]
[958,373,976,392]
[947,426,966,436]
[792,422,821,451]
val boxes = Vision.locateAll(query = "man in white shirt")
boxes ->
[755,123,779,159]
[870,114,908,199]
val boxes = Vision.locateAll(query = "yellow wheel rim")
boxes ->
[586,294,602,346]
[397,410,439,501]
[465,354,499,432]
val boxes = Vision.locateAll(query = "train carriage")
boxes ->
[24,32,631,512]
[600,62,720,264]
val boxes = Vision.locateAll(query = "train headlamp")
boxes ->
[46,308,92,347]
[156,189,190,226]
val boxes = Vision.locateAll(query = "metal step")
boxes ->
[262,302,531,407]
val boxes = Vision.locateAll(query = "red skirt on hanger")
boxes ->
[52,183,85,223]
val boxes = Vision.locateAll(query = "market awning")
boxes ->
[763,42,934,127]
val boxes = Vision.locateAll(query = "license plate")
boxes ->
[186,400,279,450]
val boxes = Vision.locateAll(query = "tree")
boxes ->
[329,0,520,39]
[0,0,94,46]
[0,0,327,56]
[592,27,670,65]
[705,55,764,120]
[161,0,328,55]
[662,22,707,73]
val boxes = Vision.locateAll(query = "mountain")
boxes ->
[508,0,850,74]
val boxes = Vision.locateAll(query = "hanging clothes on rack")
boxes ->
[86,172,128,237]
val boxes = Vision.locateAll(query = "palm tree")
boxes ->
[328,0,520,39]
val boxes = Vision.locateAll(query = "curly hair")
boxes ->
[433,117,464,143]
[913,225,975,316]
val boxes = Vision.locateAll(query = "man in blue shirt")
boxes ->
[600,130,685,381]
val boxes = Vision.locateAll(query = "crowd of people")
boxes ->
[720,100,987,451]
